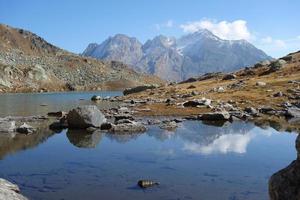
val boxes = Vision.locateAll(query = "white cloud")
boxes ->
[260,36,286,48]
[180,19,251,40]
[183,133,253,155]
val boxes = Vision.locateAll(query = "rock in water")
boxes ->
[269,135,300,200]
[91,95,101,101]
[137,180,159,188]
[199,111,231,121]
[0,178,28,200]
[16,123,36,134]
[67,105,106,129]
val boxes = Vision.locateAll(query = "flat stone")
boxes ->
[0,178,28,200]
[199,111,230,121]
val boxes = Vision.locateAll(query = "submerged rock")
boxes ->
[0,178,28,200]
[137,180,159,188]
[67,105,106,129]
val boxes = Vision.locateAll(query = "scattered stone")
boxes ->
[244,107,258,115]
[0,178,28,200]
[199,111,230,121]
[215,86,225,92]
[137,180,159,188]
[111,120,146,133]
[91,95,101,101]
[183,98,211,107]
[159,121,178,130]
[16,123,36,134]
[67,105,106,129]
[222,74,236,80]
[123,85,157,95]
[256,81,266,87]
[273,91,283,97]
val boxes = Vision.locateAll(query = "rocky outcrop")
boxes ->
[123,85,157,95]
[0,178,28,200]
[269,134,300,200]
[67,105,106,129]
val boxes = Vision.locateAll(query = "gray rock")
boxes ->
[244,107,258,115]
[199,111,230,121]
[91,95,101,101]
[159,121,178,130]
[269,135,300,200]
[183,98,211,107]
[273,91,283,97]
[16,123,36,134]
[222,74,236,80]
[0,178,28,200]
[285,107,300,118]
[269,59,287,72]
[256,81,266,86]
[0,120,16,133]
[67,105,106,129]
[111,120,146,133]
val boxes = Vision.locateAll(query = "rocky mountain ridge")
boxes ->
[0,24,164,93]
[83,29,272,81]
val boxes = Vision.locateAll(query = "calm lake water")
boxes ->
[0,92,298,200]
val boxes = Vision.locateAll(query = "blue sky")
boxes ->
[0,0,299,57]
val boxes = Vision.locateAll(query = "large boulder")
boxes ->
[269,59,287,72]
[285,107,300,118]
[0,178,28,200]
[67,105,106,129]
[123,85,157,95]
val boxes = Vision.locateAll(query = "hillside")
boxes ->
[82,30,272,81]
[0,24,164,93]
[119,50,300,131]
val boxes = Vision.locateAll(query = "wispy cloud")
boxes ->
[155,20,174,30]
[180,19,251,40]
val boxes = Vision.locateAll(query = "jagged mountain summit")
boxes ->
[0,24,164,93]
[83,29,272,81]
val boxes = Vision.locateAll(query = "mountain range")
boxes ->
[0,24,163,93]
[82,30,272,81]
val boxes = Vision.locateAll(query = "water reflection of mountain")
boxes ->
[0,121,56,159]
[148,121,256,155]
[66,130,104,148]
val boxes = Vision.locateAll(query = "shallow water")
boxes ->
[0,92,298,200]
